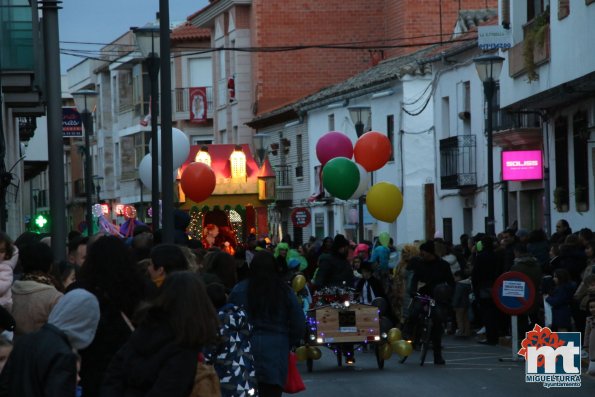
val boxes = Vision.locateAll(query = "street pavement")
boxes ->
[295,335,595,397]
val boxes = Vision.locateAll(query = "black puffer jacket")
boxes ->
[100,322,199,397]
[0,324,77,397]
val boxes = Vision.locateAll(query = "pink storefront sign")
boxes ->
[501,150,543,181]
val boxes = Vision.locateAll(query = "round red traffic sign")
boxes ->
[492,271,536,315]
[290,207,311,228]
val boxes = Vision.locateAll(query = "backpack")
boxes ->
[213,304,258,397]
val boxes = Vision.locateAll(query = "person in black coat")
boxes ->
[355,262,386,304]
[471,236,504,345]
[0,289,100,397]
[77,236,146,397]
[409,240,455,365]
[101,272,219,397]
[312,234,353,288]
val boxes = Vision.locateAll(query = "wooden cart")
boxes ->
[305,303,385,371]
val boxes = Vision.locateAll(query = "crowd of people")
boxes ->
[0,217,593,396]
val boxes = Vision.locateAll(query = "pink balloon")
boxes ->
[316,131,353,166]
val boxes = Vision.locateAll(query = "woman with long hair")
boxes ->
[228,251,305,397]
[77,236,146,397]
[101,272,219,396]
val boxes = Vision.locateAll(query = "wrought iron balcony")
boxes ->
[275,164,293,203]
[439,135,476,190]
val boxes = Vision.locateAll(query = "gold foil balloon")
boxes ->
[295,346,308,361]
[387,328,402,343]
[380,343,393,360]
[307,346,322,360]
[292,275,307,292]
[392,340,413,357]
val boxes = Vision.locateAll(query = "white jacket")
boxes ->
[0,246,19,311]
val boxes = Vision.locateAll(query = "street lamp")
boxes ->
[132,24,161,231]
[253,133,270,165]
[349,106,371,242]
[474,53,504,236]
[349,106,371,137]
[72,89,98,236]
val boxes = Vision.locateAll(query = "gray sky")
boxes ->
[58,0,209,72]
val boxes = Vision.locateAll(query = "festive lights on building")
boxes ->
[195,145,211,166]
[230,145,247,180]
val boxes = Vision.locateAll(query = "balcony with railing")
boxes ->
[439,135,477,190]
[172,86,214,121]
[493,109,542,148]
[508,15,550,79]
[275,164,293,203]
[74,179,86,198]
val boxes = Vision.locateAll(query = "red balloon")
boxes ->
[180,162,216,203]
[354,131,392,171]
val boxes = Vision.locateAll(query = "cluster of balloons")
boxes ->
[295,346,322,361]
[378,328,413,360]
[139,128,191,191]
[316,131,403,223]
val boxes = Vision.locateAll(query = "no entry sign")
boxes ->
[492,271,535,315]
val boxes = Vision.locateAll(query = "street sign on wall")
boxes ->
[478,26,512,50]
[291,207,311,228]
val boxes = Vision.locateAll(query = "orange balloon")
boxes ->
[354,131,392,172]
[180,162,216,203]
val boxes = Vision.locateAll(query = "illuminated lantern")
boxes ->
[195,145,211,166]
[101,204,110,215]
[230,145,247,180]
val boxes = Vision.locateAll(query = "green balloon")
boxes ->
[322,157,360,200]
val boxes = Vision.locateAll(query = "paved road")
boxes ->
[295,335,595,397]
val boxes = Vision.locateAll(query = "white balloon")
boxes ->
[350,163,369,199]
[138,154,162,191]
[149,127,191,169]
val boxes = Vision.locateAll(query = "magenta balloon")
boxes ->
[316,131,353,166]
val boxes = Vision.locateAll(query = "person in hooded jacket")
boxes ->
[100,272,219,397]
[0,289,100,397]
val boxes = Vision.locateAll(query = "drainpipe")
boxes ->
[502,0,511,29]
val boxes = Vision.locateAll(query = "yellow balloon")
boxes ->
[387,328,402,343]
[292,275,306,292]
[307,346,322,360]
[380,343,392,360]
[295,346,308,361]
[391,340,413,357]
[366,182,403,223]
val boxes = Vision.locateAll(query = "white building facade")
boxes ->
[498,0,595,235]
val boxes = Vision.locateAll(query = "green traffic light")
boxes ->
[35,214,48,228]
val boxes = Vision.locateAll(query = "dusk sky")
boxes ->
[58,0,210,72]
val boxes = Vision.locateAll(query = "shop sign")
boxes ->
[502,150,543,181]
[291,207,311,228]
